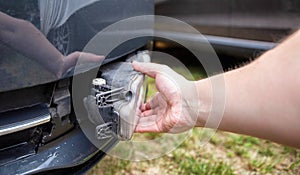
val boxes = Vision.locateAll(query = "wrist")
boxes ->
[194,79,212,127]
[181,80,211,128]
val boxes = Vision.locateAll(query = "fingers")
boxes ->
[62,52,105,76]
[155,74,181,106]
[132,61,170,78]
[141,93,164,111]
[132,62,184,134]
[135,115,162,133]
[140,102,152,111]
[133,62,181,105]
[78,52,105,62]
[135,113,178,133]
[141,109,156,117]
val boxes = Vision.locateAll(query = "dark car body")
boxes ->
[0,0,153,174]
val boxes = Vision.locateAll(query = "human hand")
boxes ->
[132,62,200,133]
[58,52,105,78]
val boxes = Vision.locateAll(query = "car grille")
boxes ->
[0,104,50,137]
[0,104,51,165]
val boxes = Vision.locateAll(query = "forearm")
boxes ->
[0,12,63,77]
[196,30,300,147]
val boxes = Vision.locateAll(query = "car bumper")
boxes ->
[1,127,117,175]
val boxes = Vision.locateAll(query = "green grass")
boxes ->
[87,67,300,175]
[178,157,234,175]
[88,131,300,175]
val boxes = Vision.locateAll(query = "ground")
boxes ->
[87,129,300,175]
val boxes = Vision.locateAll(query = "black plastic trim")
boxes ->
[1,127,117,175]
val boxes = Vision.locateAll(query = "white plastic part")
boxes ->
[92,78,106,86]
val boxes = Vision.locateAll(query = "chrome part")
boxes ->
[95,122,113,140]
[95,86,133,107]
[0,114,50,137]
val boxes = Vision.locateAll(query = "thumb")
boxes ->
[78,52,105,62]
[132,61,170,78]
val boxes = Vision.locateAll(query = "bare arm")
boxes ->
[196,30,300,147]
[133,30,300,148]
[0,12,63,76]
[0,12,104,78]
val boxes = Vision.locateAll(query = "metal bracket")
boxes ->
[91,78,129,140]
[95,122,113,140]
[94,87,132,108]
